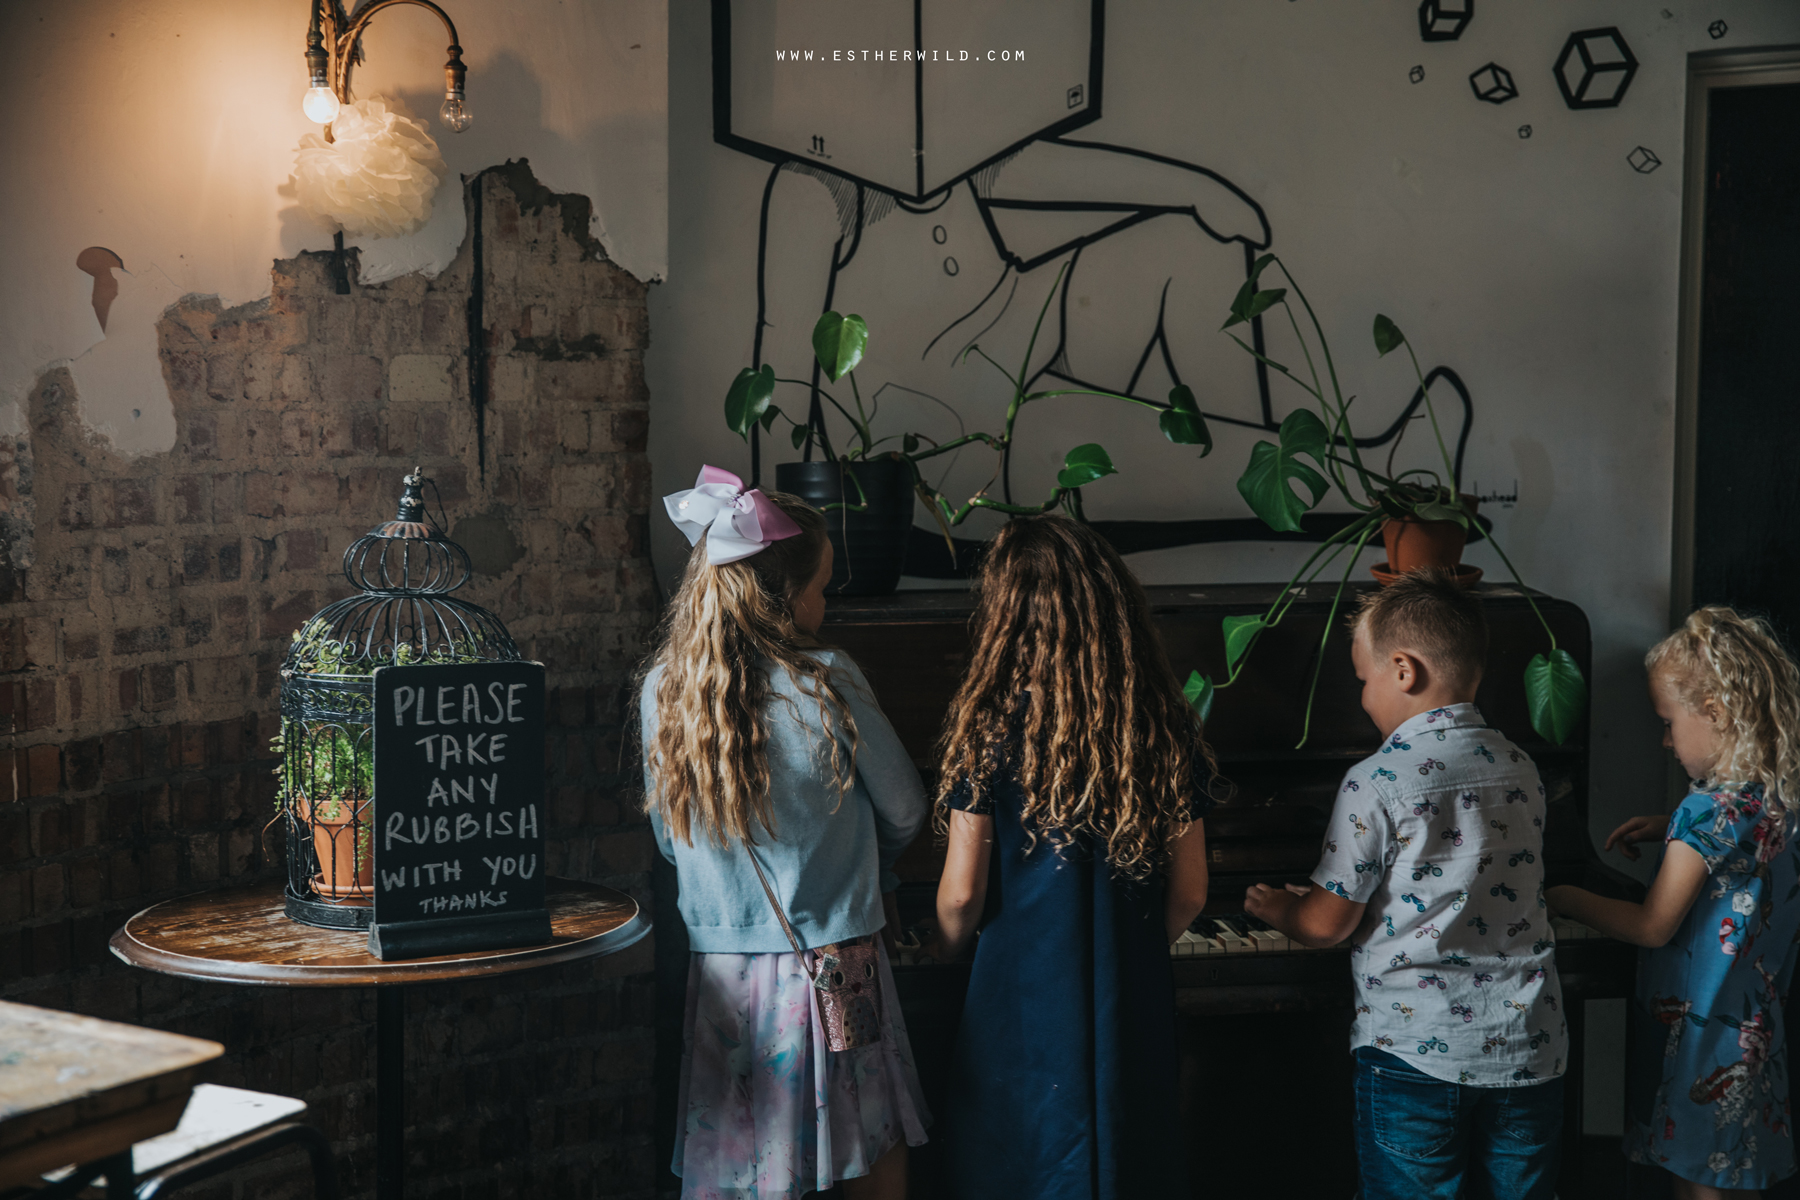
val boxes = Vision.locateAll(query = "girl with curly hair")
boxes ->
[926,514,1215,1199]
[1549,606,1800,1199]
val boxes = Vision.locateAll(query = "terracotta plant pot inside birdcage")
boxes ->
[297,793,373,904]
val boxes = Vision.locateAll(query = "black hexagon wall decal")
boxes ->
[1470,63,1518,105]
[1419,0,1472,42]
[1554,28,1639,110]
[1627,146,1662,174]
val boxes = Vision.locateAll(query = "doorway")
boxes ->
[1674,49,1800,640]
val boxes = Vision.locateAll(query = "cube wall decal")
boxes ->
[1469,63,1518,105]
[713,0,1104,200]
[1418,0,1472,43]
[1554,27,1638,110]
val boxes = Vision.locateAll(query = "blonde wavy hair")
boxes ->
[934,515,1214,880]
[1645,605,1800,818]
[640,493,858,848]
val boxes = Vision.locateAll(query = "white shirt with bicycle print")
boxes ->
[1313,703,1568,1087]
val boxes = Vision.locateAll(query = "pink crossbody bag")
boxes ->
[745,847,884,1052]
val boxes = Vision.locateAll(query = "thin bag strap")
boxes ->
[745,843,817,983]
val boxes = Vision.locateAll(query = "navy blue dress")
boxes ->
[943,757,1212,1200]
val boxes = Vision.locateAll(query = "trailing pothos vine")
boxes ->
[723,264,1214,543]
[1183,254,1588,748]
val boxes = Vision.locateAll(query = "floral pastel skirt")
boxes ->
[673,941,930,1199]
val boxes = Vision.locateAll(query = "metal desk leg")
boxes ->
[104,1150,135,1200]
[376,986,406,1200]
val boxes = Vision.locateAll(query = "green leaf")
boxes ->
[1222,614,1267,671]
[1373,314,1406,357]
[1525,649,1588,746]
[1236,408,1331,532]
[790,423,810,450]
[811,311,868,382]
[1160,384,1214,456]
[1248,253,1276,284]
[902,432,919,455]
[1056,443,1117,489]
[1411,497,1470,527]
[724,365,777,438]
[759,405,782,433]
[1183,670,1216,724]
[1223,284,1287,330]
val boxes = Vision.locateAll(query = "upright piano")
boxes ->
[821,582,1640,1197]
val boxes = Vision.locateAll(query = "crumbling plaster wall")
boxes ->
[0,163,661,1200]
[0,0,666,457]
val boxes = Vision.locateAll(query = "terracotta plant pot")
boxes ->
[1380,495,1481,577]
[296,793,372,903]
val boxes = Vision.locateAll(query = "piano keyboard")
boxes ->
[1170,914,1608,957]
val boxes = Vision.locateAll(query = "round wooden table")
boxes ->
[110,879,649,1200]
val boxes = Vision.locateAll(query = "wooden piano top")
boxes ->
[822,583,1590,764]
[822,583,1622,899]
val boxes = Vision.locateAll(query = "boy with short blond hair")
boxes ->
[1247,569,1565,1200]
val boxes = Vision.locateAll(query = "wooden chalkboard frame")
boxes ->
[368,661,553,960]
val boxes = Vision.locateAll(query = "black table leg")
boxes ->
[377,986,406,1200]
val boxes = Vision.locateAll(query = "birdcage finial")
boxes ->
[380,466,431,538]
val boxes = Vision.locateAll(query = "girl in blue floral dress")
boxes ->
[1549,607,1800,1199]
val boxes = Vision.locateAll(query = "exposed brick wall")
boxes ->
[0,161,659,1199]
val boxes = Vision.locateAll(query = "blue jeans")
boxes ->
[1353,1047,1564,1200]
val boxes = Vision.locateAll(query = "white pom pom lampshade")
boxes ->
[293,97,448,239]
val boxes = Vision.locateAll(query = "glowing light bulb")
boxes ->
[303,86,340,125]
[439,93,473,133]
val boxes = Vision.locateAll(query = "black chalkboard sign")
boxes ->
[368,661,553,960]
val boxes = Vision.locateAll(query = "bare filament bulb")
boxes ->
[439,93,473,132]
[303,85,341,124]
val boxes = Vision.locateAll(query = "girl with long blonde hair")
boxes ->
[926,514,1215,1200]
[1549,607,1800,1199]
[640,467,928,1200]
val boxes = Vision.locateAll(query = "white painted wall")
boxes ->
[650,0,1800,872]
[0,0,666,456]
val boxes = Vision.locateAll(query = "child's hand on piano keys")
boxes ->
[1603,814,1671,861]
[1244,883,1293,925]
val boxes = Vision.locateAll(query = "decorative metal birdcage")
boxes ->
[279,469,523,929]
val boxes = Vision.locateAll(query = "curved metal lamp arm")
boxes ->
[326,0,465,104]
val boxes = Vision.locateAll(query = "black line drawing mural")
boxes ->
[711,0,1479,571]
[1628,146,1662,174]
[1470,63,1518,105]
[1709,20,1729,39]
[1518,125,1533,139]
[1410,65,1426,84]
[1419,0,1473,43]
[1554,28,1638,110]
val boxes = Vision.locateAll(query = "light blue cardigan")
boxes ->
[641,649,928,954]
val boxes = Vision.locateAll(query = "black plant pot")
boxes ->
[775,458,914,596]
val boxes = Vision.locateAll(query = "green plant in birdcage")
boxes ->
[272,617,486,815]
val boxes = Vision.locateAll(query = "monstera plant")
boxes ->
[724,264,1212,546]
[1186,254,1587,748]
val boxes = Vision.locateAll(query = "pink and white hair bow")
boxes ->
[664,466,804,565]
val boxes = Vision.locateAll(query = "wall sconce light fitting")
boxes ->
[303,0,472,134]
